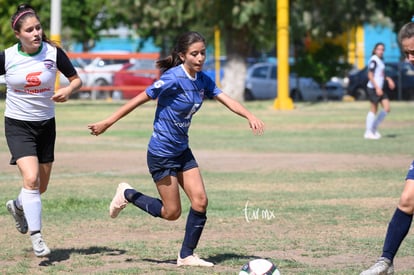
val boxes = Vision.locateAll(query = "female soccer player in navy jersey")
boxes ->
[88,31,265,267]
[2,4,82,257]
[360,20,414,275]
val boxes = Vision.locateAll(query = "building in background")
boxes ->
[347,23,400,69]
[71,26,160,53]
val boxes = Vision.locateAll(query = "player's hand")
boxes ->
[375,88,384,97]
[248,116,265,135]
[51,87,71,102]
[88,120,111,136]
[387,78,396,90]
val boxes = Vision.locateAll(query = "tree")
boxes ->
[110,0,388,100]
[0,0,46,49]
[207,0,276,100]
[376,0,414,55]
[106,0,276,101]
[61,0,122,51]
[100,0,204,56]
[295,42,355,85]
[289,0,380,84]
[1,0,404,100]
[0,0,125,52]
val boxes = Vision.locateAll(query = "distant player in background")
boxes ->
[360,20,414,275]
[2,3,82,257]
[88,31,265,267]
[364,42,395,140]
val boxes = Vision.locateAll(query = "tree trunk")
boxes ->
[221,57,247,102]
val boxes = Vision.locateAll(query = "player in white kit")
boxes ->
[364,42,395,140]
[1,4,82,257]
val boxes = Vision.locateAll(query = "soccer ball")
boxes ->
[239,259,281,275]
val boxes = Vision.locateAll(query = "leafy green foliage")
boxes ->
[0,0,125,51]
[293,42,353,83]
[376,0,414,40]
[103,0,276,58]
[0,0,44,48]
[0,0,410,86]
[61,0,112,51]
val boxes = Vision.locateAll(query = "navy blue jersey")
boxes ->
[146,64,222,157]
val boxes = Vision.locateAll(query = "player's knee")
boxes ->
[23,177,40,190]
[192,196,208,213]
[163,207,181,221]
[164,212,181,221]
[39,185,47,194]
[399,193,414,213]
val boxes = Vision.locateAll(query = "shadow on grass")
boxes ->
[142,252,260,266]
[38,246,126,266]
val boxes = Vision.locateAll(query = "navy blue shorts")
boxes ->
[367,87,389,104]
[147,148,198,182]
[5,117,56,165]
[406,161,414,180]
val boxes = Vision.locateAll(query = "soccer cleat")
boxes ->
[364,131,381,140]
[109,182,132,218]
[30,233,51,257]
[373,131,382,139]
[177,253,214,267]
[360,257,394,275]
[6,200,28,234]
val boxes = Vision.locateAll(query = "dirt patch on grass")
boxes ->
[1,150,408,174]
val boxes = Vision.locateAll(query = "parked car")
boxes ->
[346,62,414,100]
[244,62,324,101]
[78,53,132,99]
[112,60,159,99]
[323,79,345,100]
[203,57,262,83]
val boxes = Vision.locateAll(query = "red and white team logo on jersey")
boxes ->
[24,72,42,88]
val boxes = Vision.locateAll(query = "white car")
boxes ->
[244,62,324,101]
[79,56,131,99]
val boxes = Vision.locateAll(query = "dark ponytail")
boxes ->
[156,31,205,74]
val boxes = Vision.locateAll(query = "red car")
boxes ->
[112,60,159,99]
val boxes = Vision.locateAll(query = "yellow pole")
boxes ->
[214,26,221,88]
[356,25,365,69]
[347,27,356,66]
[51,0,61,90]
[273,0,294,110]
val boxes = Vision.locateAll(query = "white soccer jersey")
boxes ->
[4,42,57,121]
[367,54,385,90]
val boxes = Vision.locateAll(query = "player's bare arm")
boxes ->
[386,76,396,90]
[215,92,265,135]
[51,75,82,102]
[88,91,151,136]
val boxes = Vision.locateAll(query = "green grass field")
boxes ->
[1,99,414,274]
